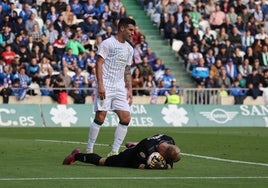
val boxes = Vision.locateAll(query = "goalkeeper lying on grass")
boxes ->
[63,134,181,169]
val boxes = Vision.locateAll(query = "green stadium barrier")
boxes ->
[0,104,267,127]
[0,104,43,127]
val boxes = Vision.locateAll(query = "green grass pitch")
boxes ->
[0,127,268,188]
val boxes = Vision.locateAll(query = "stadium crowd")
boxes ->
[0,0,179,104]
[1,0,268,105]
[143,0,268,103]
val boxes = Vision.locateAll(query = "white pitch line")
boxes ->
[1,176,268,181]
[182,153,268,167]
[35,139,268,167]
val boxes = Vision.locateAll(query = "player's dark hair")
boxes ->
[118,17,136,29]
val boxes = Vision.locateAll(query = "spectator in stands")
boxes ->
[54,34,66,60]
[173,4,184,26]
[180,0,192,13]
[217,27,229,44]
[209,4,226,30]
[145,47,157,66]
[225,58,238,82]
[235,15,246,35]
[189,5,200,29]
[262,69,268,87]
[216,67,232,88]
[191,57,209,85]
[210,59,223,80]
[177,14,192,42]
[255,26,268,41]
[254,4,264,26]
[246,68,263,88]
[61,48,78,72]
[164,14,179,45]
[0,83,12,103]
[13,67,31,99]
[252,58,264,75]
[259,45,268,67]
[150,79,166,104]
[143,74,156,96]
[59,66,72,89]
[1,44,16,65]
[19,3,33,22]
[39,56,52,79]
[40,77,54,96]
[66,33,86,56]
[0,15,13,32]
[70,0,84,19]
[205,0,215,19]
[84,49,95,71]
[109,0,123,21]
[187,44,203,72]
[0,64,13,87]
[51,76,68,104]
[232,47,244,66]
[9,3,18,23]
[133,43,143,65]
[205,48,216,68]
[132,25,142,45]
[100,25,114,41]
[202,27,215,48]
[236,72,247,88]
[44,44,59,71]
[101,4,112,25]
[152,58,165,82]
[53,15,67,34]
[31,45,44,63]
[238,58,252,79]
[43,67,58,87]
[229,26,242,49]
[69,80,86,104]
[165,88,180,104]
[159,68,176,89]
[41,0,53,22]
[138,34,149,57]
[138,56,154,81]
[12,16,26,35]
[87,67,96,95]
[71,67,85,88]
[226,6,237,25]
[80,16,100,40]
[216,44,231,65]
[26,57,41,85]
[44,24,59,44]
[132,67,144,96]
[178,36,192,68]
[229,79,246,104]
[241,29,255,52]
[26,13,40,34]
[1,25,15,47]
[204,70,217,89]
[194,83,206,104]
[243,46,255,65]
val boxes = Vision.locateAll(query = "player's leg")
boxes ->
[108,90,131,155]
[86,111,107,153]
[109,110,131,155]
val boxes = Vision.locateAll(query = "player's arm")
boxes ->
[124,64,133,105]
[96,55,105,100]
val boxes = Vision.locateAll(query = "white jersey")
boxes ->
[97,36,134,91]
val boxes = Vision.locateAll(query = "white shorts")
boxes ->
[93,88,130,112]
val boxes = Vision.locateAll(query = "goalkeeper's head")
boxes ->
[165,145,181,162]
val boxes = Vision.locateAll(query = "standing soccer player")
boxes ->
[86,18,136,156]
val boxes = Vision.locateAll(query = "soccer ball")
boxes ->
[147,152,163,165]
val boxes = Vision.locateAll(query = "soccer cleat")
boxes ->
[62,148,81,165]
[125,142,138,148]
[107,151,119,157]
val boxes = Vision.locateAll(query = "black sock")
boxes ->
[75,153,102,165]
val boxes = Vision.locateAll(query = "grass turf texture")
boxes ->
[0,127,268,188]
